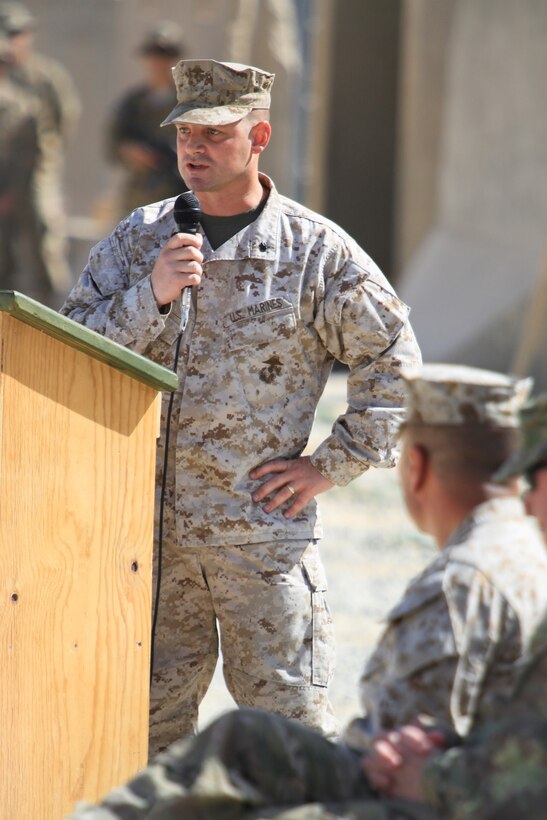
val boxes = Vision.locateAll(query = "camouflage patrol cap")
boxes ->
[493,393,547,482]
[0,2,35,34]
[403,363,532,427]
[161,59,275,127]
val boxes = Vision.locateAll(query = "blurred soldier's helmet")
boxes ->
[138,20,184,59]
[0,2,35,35]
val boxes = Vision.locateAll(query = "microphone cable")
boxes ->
[149,327,184,687]
[149,191,201,688]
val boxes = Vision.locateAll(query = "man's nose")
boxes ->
[184,132,205,151]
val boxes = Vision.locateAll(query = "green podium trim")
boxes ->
[0,291,178,392]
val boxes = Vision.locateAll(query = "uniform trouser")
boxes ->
[68,708,439,819]
[149,538,338,756]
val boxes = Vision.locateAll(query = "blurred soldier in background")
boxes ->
[494,392,547,538]
[105,21,187,218]
[68,376,547,820]
[0,29,39,291]
[0,1,80,306]
[362,390,547,814]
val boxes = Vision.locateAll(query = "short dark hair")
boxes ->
[403,423,519,484]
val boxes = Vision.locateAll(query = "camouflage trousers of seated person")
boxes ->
[69,708,438,820]
[149,538,338,756]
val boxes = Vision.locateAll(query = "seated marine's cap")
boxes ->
[403,363,532,427]
[161,59,275,127]
[0,1,35,34]
[493,393,547,482]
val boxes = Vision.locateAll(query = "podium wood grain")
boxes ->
[0,313,161,818]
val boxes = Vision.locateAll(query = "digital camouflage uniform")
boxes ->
[9,51,80,302]
[61,166,421,751]
[0,42,39,290]
[493,392,547,484]
[0,2,81,304]
[356,495,547,738]
[341,366,547,746]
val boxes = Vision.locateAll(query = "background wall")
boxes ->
[397,0,547,386]
[17,0,547,386]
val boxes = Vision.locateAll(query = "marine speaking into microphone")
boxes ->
[60,58,421,757]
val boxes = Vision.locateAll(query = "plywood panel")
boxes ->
[0,314,158,817]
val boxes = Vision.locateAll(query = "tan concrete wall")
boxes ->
[398,0,547,386]
[394,0,456,271]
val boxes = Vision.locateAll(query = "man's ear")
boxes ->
[250,120,271,154]
[408,444,429,492]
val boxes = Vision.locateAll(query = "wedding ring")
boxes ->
[287,484,296,495]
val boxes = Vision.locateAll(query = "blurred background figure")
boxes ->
[0,29,39,293]
[494,392,547,540]
[0,0,80,307]
[105,20,187,219]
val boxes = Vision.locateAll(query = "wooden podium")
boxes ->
[0,292,178,818]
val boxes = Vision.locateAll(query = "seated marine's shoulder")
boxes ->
[385,554,448,622]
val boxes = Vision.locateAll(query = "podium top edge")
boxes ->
[0,291,178,393]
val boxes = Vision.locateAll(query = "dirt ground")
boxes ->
[198,372,436,731]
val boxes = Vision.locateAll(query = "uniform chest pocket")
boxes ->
[225,305,301,409]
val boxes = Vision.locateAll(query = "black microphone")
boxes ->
[172,191,202,332]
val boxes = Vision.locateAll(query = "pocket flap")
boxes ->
[225,299,296,350]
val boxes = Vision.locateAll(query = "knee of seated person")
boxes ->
[205,707,286,750]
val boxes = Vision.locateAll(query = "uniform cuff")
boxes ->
[310,436,370,486]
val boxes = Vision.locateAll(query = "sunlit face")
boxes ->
[175,117,261,195]
[524,463,547,539]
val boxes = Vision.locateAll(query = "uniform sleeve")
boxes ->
[422,613,547,816]
[60,218,170,354]
[358,591,460,734]
[359,567,515,737]
[422,717,547,818]
[309,253,422,485]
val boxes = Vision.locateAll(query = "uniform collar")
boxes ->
[200,174,280,262]
[444,496,526,549]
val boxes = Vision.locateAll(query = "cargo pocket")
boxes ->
[301,551,335,687]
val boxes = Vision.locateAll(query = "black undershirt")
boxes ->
[200,195,268,250]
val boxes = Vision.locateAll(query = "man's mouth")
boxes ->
[186,161,209,171]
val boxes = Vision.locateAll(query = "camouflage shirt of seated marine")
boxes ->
[60,174,421,547]
[423,612,547,819]
[353,496,547,740]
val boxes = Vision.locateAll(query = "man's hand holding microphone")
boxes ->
[151,193,203,320]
